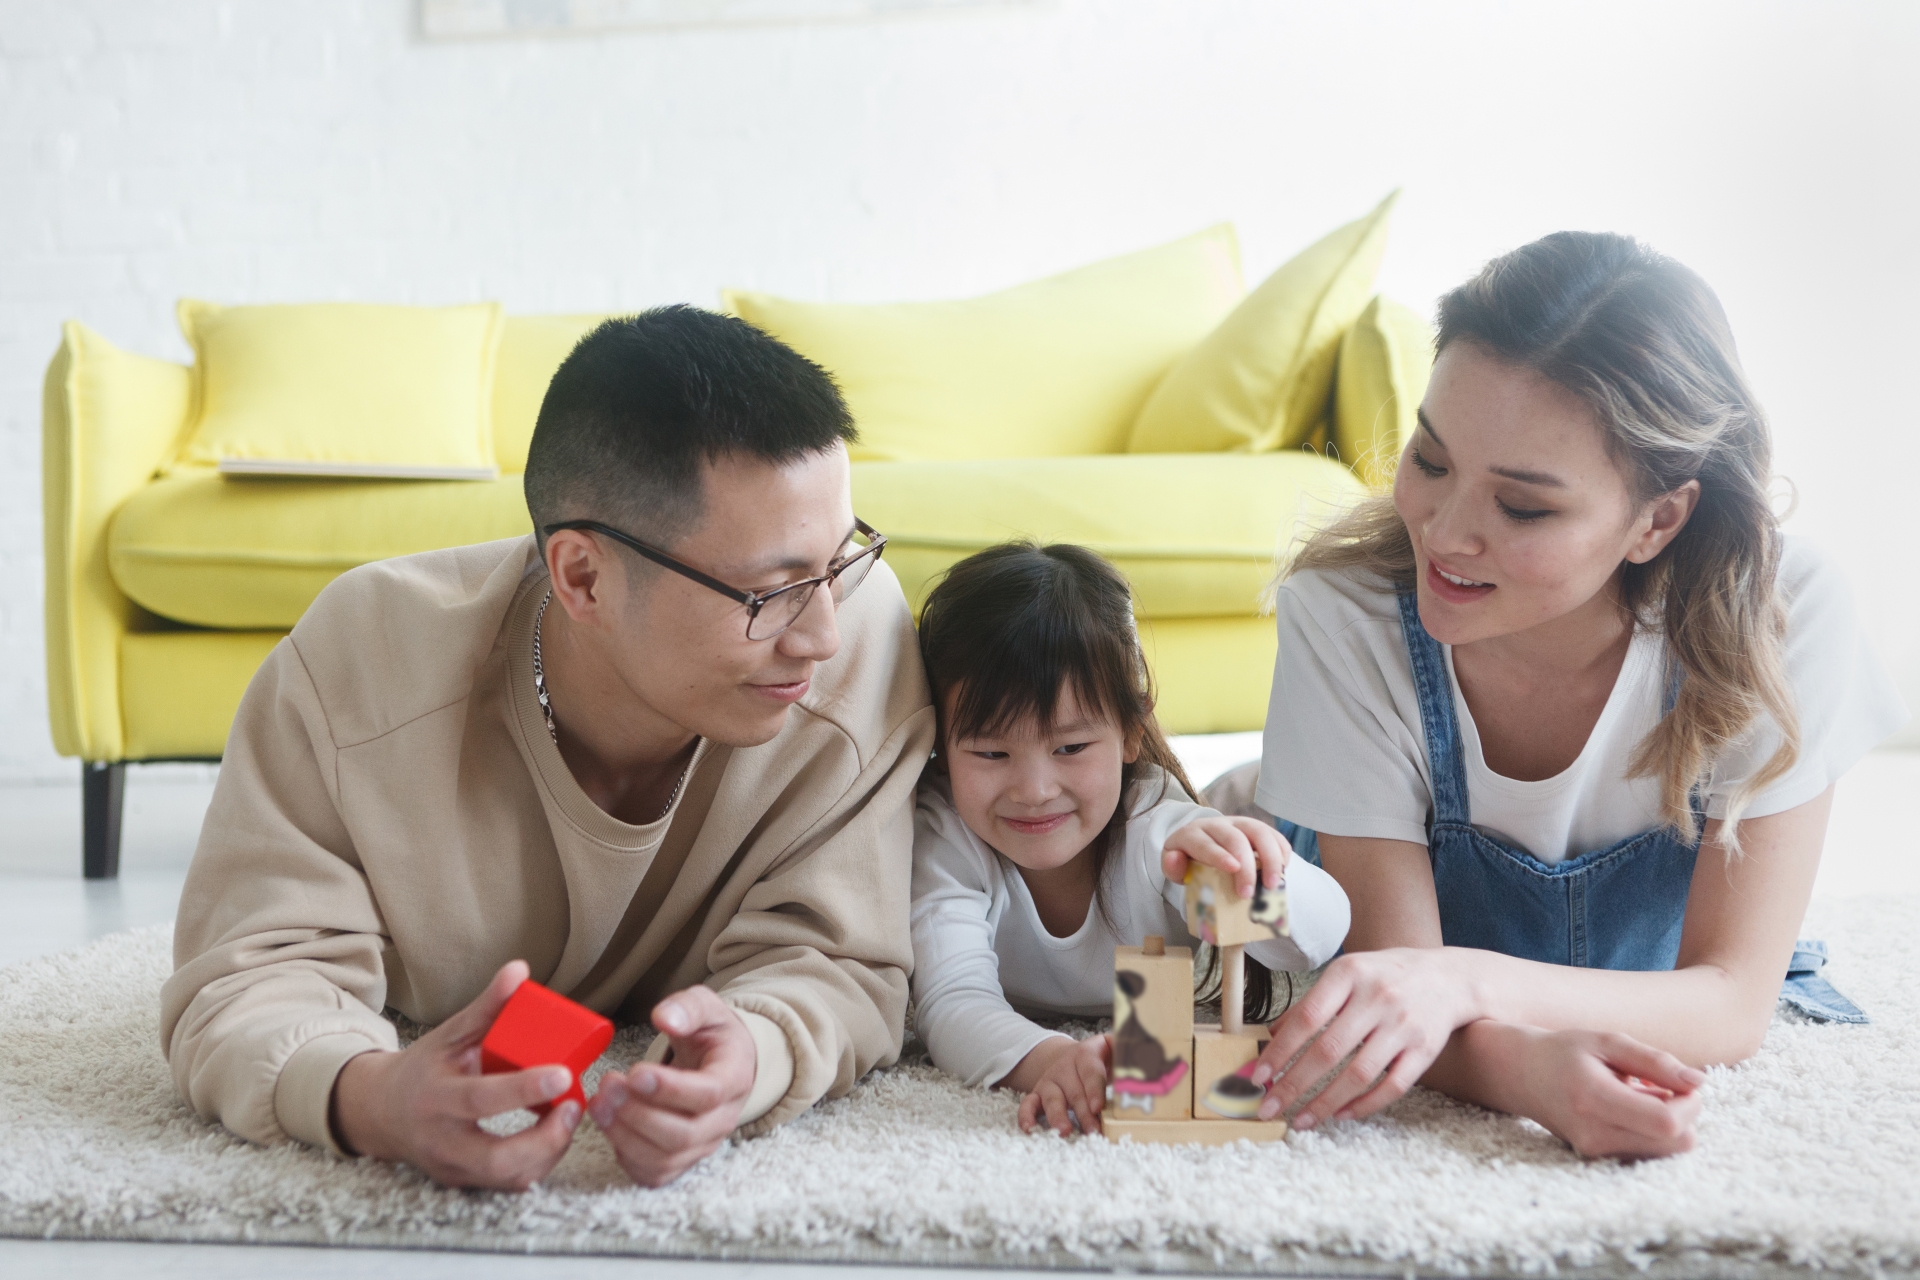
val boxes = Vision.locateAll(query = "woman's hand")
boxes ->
[1498,1024,1705,1159]
[1249,947,1475,1128]
[1162,815,1290,900]
[1012,1035,1111,1136]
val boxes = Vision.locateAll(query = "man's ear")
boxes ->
[1626,479,1702,565]
[547,529,609,625]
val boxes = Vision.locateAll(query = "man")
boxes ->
[161,307,934,1189]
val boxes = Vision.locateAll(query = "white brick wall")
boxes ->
[4,0,1917,779]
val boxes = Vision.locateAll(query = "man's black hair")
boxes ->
[524,305,856,551]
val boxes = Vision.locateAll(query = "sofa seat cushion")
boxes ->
[851,452,1364,618]
[110,470,533,629]
[109,452,1362,633]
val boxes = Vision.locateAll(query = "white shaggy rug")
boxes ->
[3,898,1918,1277]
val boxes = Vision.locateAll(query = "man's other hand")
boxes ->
[588,985,755,1187]
[329,960,583,1189]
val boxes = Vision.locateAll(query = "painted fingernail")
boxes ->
[1250,1064,1272,1087]
[557,1100,581,1130]
[633,1067,659,1096]
[1293,1111,1316,1130]
[1258,1096,1282,1122]
[541,1068,571,1099]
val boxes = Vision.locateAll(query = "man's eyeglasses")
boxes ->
[542,518,887,642]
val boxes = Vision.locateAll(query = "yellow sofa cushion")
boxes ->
[108,471,532,630]
[850,452,1365,618]
[171,300,504,477]
[491,313,618,474]
[1127,193,1397,455]
[724,226,1243,462]
[1334,296,1434,488]
[106,452,1359,633]
[1140,615,1279,736]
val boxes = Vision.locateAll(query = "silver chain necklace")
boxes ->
[531,589,695,823]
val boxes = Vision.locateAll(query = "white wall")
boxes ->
[3,0,1916,780]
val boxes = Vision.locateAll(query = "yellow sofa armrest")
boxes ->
[43,321,193,760]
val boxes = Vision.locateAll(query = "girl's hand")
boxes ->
[1162,815,1290,901]
[1505,1025,1705,1159]
[1015,1035,1111,1136]
[1248,948,1473,1128]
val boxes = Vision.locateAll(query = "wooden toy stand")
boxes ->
[1101,864,1289,1146]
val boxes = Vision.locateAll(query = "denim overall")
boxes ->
[1276,591,1864,1023]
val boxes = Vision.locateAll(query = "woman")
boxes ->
[1247,232,1908,1158]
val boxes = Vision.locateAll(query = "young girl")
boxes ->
[909,542,1352,1135]
[1246,232,1909,1158]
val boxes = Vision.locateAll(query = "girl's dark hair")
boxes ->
[918,541,1279,1024]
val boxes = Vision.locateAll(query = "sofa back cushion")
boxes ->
[491,313,620,473]
[170,300,504,478]
[723,226,1243,462]
[1127,193,1396,455]
[1334,296,1434,488]
[852,452,1364,620]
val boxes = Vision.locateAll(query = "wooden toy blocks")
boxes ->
[1195,1025,1283,1130]
[1109,938,1194,1120]
[1100,873,1293,1147]
[480,979,614,1115]
[1183,862,1288,948]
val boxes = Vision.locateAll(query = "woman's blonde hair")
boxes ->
[1292,232,1797,850]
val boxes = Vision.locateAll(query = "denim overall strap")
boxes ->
[1394,590,1471,828]
[1387,590,1868,1020]
[1395,590,1700,969]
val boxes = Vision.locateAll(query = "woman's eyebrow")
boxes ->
[1489,465,1567,488]
[1420,408,1565,487]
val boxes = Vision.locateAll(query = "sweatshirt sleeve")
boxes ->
[908,791,1067,1088]
[158,639,399,1154]
[696,703,939,1138]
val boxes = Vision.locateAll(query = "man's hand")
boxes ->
[587,985,756,1187]
[330,960,583,1189]
[1013,1034,1111,1136]
[1162,814,1289,900]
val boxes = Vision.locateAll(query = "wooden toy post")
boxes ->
[1222,942,1245,1037]
[1100,864,1291,1146]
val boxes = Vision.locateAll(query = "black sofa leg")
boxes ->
[83,761,125,880]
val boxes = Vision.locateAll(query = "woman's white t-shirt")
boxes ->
[1257,537,1909,864]
[910,766,1352,1088]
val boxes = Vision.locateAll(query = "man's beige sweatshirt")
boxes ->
[160,536,935,1153]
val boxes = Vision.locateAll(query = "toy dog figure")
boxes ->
[1108,969,1190,1114]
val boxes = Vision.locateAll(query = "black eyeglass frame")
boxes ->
[541,517,887,639]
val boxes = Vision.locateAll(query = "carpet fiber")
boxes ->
[3,897,1917,1276]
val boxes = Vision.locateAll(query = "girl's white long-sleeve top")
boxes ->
[909,766,1352,1088]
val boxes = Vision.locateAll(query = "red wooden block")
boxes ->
[479,979,614,1115]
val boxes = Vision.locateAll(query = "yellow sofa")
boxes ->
[44,234,1431,877]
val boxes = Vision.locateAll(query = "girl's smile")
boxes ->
[998,810,1075,837]
[942,685,1136,877]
